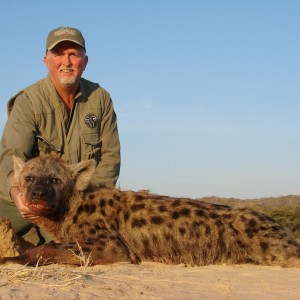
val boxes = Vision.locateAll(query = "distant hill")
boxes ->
[200,194,300,207]
[200,195,300,240]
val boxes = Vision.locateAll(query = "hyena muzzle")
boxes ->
[0,155,299,267]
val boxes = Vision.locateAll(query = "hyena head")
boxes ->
[12,155,96,216]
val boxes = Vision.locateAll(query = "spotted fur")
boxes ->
[1,155,299,267]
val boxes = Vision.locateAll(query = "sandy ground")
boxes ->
[0,216,299,299]
[0,262,299,300]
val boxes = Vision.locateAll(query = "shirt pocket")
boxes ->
[81,133,101,163]
[34,135,62,156]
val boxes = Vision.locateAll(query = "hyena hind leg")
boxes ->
[233,209,300,267]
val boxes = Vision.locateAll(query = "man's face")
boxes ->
[44,41,88,89]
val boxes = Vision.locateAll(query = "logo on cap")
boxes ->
[54,28,77,37]
[84,114,98,128]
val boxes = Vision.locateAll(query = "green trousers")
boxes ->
[0,199,51,243]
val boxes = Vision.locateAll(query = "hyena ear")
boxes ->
[68,160,96,191]
[12,155,26,185]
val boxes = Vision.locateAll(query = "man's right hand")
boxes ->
[10,186,40,221]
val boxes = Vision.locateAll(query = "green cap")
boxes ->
[46,27,85,51]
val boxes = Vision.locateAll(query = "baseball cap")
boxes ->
[46,26,85,51]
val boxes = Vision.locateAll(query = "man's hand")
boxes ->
[10,186,40,221]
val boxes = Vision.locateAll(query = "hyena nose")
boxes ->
[31,189,47,200]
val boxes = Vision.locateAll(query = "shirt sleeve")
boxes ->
[0,93,36,200]
[90,94,121,188]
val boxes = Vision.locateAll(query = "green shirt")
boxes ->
[0,76,120,201]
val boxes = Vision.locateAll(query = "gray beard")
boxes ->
[59,76,77,86]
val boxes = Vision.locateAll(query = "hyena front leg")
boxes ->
[0,243,84,266]
[0,234,141,266]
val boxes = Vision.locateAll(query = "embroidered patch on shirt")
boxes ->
[84,114,98,128]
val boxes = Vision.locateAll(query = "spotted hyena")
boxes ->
[0,155,299,267]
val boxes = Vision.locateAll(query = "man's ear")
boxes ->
[43,54,49,68]
[12,155,25,186]
[68,160,96,191]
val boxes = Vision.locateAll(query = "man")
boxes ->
[0,27,121,242]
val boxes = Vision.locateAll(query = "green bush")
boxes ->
[260,206,300,239]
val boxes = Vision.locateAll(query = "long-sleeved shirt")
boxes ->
[0,75,121,201]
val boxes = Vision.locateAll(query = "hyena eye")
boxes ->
[25,176,34,182]
[49,177,61,184]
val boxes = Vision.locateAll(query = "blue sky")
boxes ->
[0,1,299,199]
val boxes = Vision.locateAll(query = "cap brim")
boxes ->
[47,39,85,51]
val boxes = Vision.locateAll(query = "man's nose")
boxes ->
[62,54,71,66]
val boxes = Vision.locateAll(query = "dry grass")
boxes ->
[0,242,93,287]
[69,240,93,268]
[0,264,85,287]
